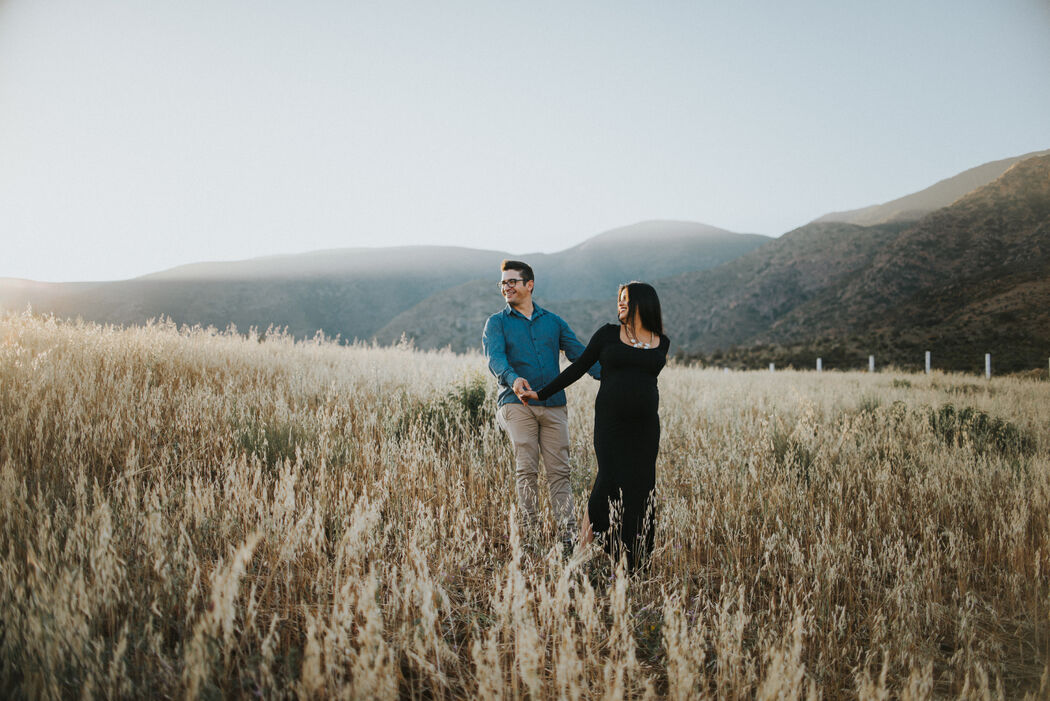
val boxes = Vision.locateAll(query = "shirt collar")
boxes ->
[504,302,546,320]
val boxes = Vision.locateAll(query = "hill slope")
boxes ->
[659,220,911,353]
[6,151,1047,372]
[1,222,768,342]
[521,221,769,301]
[373,151,1050,362]
[373,221,770,351]
[679,154,1050,372]
[1,246,506,340]
[815,149,1050,226]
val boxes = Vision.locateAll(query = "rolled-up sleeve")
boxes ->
[483,315,518,387]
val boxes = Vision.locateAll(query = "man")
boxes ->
[482,260,600,548]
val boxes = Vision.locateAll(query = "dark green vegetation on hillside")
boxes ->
[689,336,1050,378]
[671,154,1050,373]
[381,152,1050,370]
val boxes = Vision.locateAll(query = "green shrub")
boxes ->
[927,403,1035,459]
[235,416,312,468]
[945,383,987,396]
[888,400,909,423]
[396,373,494,440]
[857,394,882,414]
[771,426,814,486]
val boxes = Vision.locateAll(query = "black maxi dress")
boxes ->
[536,323,669,568]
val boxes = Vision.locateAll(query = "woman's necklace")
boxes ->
[624,324,654,348]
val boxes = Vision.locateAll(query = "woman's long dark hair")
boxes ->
[619,281,663,336]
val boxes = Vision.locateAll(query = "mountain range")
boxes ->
[3,149,1048,373]
[0,221,769,343]
[662,153,1050,372]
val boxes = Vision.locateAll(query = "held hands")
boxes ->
[513,377,538,404]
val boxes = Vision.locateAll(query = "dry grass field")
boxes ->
[1,311,1048,699]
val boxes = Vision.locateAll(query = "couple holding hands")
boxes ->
[482,260,669,569]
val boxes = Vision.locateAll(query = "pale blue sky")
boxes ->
[2,0,1048,281]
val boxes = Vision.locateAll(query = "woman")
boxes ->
[521,281,669,569]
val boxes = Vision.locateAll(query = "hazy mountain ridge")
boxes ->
[5,151,1048,372]
[1,221,769,343]
[375,151,1050,363]
[140,245,506,281]
[391,152,1050,369]
[373,221,770,351]
[2,246,512,340]
[3,272,499,341]
[519,221,770,301]
[815,149,1050,226]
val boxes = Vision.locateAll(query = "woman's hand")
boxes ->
[519,389,539,404]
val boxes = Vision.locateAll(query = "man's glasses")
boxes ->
[498,279,528,289]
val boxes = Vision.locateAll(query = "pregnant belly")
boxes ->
[596,383,659,421]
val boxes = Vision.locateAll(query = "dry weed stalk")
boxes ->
[0,311,1048,698]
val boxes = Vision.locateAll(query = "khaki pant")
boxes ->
[497,403,575,533]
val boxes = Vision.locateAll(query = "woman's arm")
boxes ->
[534,326,607,401]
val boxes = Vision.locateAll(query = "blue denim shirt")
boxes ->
[483,303,601,408]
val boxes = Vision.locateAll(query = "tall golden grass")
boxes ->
[1,310,1047,699]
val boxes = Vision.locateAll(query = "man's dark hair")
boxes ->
[501,260,534,282]
[619,281,663,336]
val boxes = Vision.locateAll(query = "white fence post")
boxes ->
[985,353,991,379]
[925,351,931,375]
[817,357,822,372]
[869,355,875,372]
[769,363,775,372]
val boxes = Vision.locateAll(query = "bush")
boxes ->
[396,373,494,440]
[856,394,882,414]
[927,403,1035,459]
[770,426,814,485]
[945,383,988,396]
[235,416,311,468]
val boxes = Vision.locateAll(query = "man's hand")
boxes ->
[513,377,533,403]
